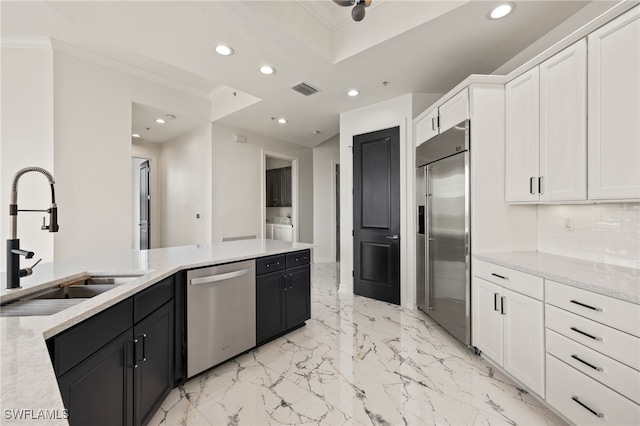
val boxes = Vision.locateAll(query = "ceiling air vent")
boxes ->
[291,82,319,97]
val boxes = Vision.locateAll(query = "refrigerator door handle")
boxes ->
[425,165,432,311]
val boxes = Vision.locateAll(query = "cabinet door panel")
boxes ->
[588,7,640,200]
[439,88,469,133]
[506,68,540,202]
[58,330,134,426]
[416,109,439,144]
[502,289,545,397]
[256,271,286,344]
[285,264,311,329]
[472,278,503,364]
[135,301,174,426]
[539,40,587,201]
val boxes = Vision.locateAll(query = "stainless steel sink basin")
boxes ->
[0,275,141,316]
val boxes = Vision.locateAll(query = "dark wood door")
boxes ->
[353,126,401,305]
[139,160,150,250]
[285,264,311,329]
[256,271,286,344]
[134,301,174,426]
[58,330,134,426]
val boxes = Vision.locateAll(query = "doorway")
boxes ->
[262,152,299,242]
[132,157,152,250]
[353,126,401,305]
[335,163,340,262]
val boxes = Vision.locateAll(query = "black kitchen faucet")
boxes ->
[6,167,59,289]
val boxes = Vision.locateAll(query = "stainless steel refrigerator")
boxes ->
[416,120,470,345]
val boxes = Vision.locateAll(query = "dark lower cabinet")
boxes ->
[134,301,174,426]
[285,265,311,329]
[50,276,176,426]
[256,250,311,345]
[57,329,134,426]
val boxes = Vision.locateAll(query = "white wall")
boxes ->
[312,135,340,263]
[538,203,640,269]
[52,50,209,260]
[1,42,55,266]
[159,124,212,248]
[339,93,420,306]
[211,124,313,244]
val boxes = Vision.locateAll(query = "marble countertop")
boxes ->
[474,251,639,304]
[0,239,313,425]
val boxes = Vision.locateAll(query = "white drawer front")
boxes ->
[546,354,640,426]
[473,260,543,300]
[546,305,640,369]
[547,329,640,404]
[546,280,640,337]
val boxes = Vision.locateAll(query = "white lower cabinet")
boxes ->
[547,354,640,425]
[545,279,640,425]
[472,261,545,397]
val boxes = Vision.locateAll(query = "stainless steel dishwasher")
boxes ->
[186,259,256,377]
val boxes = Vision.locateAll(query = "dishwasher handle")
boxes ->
[190,267,254,286]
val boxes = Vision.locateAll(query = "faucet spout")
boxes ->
[6,167,58,289]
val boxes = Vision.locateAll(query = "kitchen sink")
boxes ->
[0,275,141,317]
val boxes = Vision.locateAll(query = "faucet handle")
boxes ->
[19,258,42,278]
[41,216,48,231]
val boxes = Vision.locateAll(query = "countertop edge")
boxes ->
[473,252,640,305]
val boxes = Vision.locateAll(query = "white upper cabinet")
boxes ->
[505,68,540,202]
[506,40,588,203]
[415,108,439,145]
[415,88,469,145]
[588,7,640,200]
[439,88,469,133]
[539,39,587,201]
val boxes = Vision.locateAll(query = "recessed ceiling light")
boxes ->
[155,118,166,124]
[489,3,514,19]
[347,89,359,97]
[215,44,234,56]
[312,130,321,135]
[277,118,288,124]
[259,65,276,75]
[132,133,142,138]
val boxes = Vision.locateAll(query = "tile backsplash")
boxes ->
[537,203,640,269]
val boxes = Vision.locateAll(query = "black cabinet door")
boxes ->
[266,169,280,207]
[283,167,292,207]
[58,329,134,426]
[256,271,286,344]
[134,301,174,426]
[285,264,311,329]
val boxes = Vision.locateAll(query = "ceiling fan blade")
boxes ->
[333,0,355,7]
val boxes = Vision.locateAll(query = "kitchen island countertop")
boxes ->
[0,239,313,425]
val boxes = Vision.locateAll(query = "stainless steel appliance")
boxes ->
[416,120,471,345]
[187,259,256,377]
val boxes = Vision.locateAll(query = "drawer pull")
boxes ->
[570,300,603,312]
[500,296,506,315]
[570,354,603,372]
[570,327,603,341]
[494,293,500,311]
[571,396,604,418]
[491,273,508,280]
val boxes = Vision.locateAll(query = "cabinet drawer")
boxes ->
[473,260,543,300]
[546,304,640,369]
[51,298,133,377]
[547,329,640,404]
[286,250,310,268]
[134,275,174,323]
[546,354,640,425]
[546,280,640,337]
[256,254,285,275]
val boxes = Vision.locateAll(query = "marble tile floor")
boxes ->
[149,263,565,426]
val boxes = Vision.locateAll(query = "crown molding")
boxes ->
[1,36,53,49]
